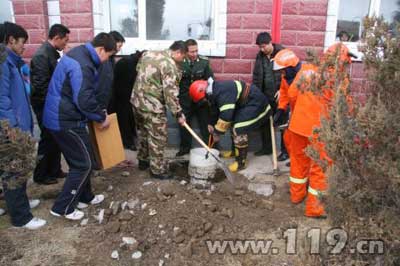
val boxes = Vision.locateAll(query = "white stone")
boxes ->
[111,250,119,260]
[131,251,142,259]
[80,218,89,226]
[122,237,137,245]
[180,180,187,185]
[177,200,186,204]
[149,209,157,216]
[159,259,165,266]
[121,201,128,210]
[141,203,147,210]
[127,199,139,210]
[143,181,153,186]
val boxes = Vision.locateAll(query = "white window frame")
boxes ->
[324,0,390,61]
[92,0,227,56]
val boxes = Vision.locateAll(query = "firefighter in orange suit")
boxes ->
[273,46,354,218]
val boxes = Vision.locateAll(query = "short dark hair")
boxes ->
[0,24,6,43]
[109,31,125,43]
[48,24,70,39]
[91,32,116,52]
[185,39,197,47]
[169,40,187,53]
[2,22,28,44]
[256,32,272,45]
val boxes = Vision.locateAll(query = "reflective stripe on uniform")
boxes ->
[220,104,236,112]
[234,105,271,129]
[308,187,325,196]
[289,176,308,184]
[234,80,242,100]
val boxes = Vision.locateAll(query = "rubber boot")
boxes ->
[221,145,238,158]
[228,147,247,172]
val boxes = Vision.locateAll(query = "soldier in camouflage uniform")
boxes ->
[131,41,187,180]
[176,39,213,156]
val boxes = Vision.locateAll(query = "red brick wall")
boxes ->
[12,0,48,60]
[59,0,94,48]
[213,0,274,83]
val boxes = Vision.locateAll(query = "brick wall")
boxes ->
[213,0,273,83]
[12,0,48,60]
[59,0,93,48]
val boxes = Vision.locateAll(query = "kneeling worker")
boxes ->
[189,78,272,172]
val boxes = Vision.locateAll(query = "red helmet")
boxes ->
[189,80,208,102]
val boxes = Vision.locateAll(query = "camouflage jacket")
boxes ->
[132,50,182,116]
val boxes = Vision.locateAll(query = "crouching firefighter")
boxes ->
[189,78,272,172]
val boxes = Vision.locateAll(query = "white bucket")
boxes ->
[188,148,219,188]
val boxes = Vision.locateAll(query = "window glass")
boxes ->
[146,0,213,40]
[0,1,12,23]
[336,0,371,42]
[110,0,138,38]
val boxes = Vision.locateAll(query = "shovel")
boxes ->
[270,116,280,176]
[183,122,236,184]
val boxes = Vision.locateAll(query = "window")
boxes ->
[325,0,400,60]
[0,0,13,23]
[94,0,227,56]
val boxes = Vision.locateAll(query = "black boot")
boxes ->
[138,160,150,170]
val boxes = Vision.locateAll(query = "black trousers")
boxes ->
[32,103,63,182]
[178,104,209,151]
[116,101,136,148]
[49,127,95,215]
[1,171,33,227]
[258,109,288,154]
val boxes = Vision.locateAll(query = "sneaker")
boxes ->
[0,208,5,216]
[50,209,84,220]
[77,194,105,209]
[22,217,47,230]
[29,199,40,209]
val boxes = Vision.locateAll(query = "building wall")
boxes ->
[12,0,366,89]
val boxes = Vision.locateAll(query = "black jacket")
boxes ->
[30,41,60,105]
[252,43,284,106]
[96,56,115,110]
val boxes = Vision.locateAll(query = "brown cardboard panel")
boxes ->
[89,113,125,169]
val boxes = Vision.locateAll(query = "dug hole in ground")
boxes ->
[0,147,334,266]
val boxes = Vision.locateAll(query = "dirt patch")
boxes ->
[0,159,355,265]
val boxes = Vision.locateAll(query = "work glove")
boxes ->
[273,108,285,127]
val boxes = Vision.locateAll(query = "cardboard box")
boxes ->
[89,113,125,169]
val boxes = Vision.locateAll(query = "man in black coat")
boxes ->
[111,50,145,150]
[252,32,289,161]
[30,24,70,185]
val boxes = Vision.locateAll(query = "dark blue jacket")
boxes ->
[0,48,33,134]
[209,80,271,135]
[43,43,106,130]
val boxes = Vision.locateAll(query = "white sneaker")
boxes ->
[0,208,5,216]
[29,199,40,209]
[50,209,84,221]
[77,194,105,209]
[22,217,47,230]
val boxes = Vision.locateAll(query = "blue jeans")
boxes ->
[49,127,95,215]
[1,171,33,226]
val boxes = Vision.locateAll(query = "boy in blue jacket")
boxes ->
[0,22,46,229]
[43,33,115,221]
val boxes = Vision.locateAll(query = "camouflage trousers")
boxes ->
[133,109,168,175]
[232,129,248,148]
